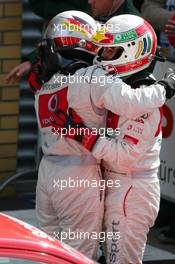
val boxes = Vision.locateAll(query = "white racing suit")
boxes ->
[92,85,162,263]
[34,65,165,259]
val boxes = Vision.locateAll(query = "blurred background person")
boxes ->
[133,0,145,12]
[142,0,175,61]
[88,0,140,21]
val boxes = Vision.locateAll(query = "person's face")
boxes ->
[101,47,123,60]
[88,0,115,17]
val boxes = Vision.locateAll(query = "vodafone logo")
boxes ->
[48,94,58,113]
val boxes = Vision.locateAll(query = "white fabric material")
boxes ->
[34,65,165,259]
[69,66,165,121]
[104,173,160,264]
[36,157,104,259]
[159,0,175,62]
[90,83,162,263]
[92,106,162,174]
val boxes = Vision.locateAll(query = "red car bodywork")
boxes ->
[0,213,96,264]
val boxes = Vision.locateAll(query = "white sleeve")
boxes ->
[92,136,150,171]
[92,109,162,170]
[91,74,166,119]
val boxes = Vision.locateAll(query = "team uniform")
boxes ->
[34,64,165,259]
[87,15,164,263]
[30,11,175,262]
[92,80,162,264]
[53,14,169,263]
[34,72,104,259]
[42,13,175,263]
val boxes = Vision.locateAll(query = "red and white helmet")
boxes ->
[43,10,99,60]
[93,14,157,77]
[38,11,100,76]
